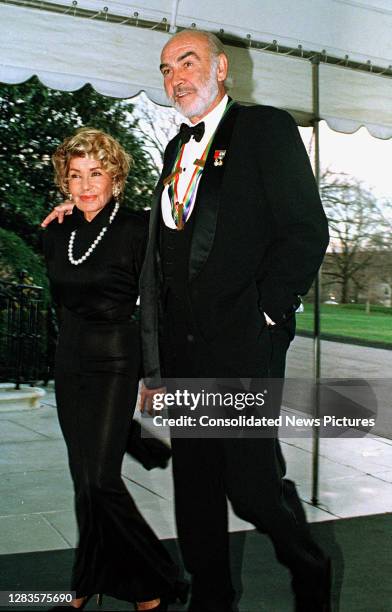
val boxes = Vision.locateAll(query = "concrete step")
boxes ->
[0,383,46,412]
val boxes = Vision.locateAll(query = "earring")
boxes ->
[112,184,120,199]
[67,193,73,201]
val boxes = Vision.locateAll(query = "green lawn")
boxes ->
[297,304,392,344]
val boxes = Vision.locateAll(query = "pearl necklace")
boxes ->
[68,202,119,266]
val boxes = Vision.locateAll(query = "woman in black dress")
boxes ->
[44,128,182,611]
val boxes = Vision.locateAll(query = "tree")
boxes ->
[130,92,182,174]
[353,249,392,310]
[0,228,49,296]
[320,171,391,303]
[0,78,158,254]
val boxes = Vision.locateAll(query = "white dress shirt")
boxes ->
[161,94,229,229]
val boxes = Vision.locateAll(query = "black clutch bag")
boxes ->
[126,419,172,470]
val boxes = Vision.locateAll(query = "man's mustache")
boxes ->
[173,86,197,98]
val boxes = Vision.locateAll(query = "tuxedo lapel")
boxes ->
[140,138,180,386]
[149,137,180,244]
[189,102,241,282]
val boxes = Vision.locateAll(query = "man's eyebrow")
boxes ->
[159,51,200,71]
[177,51,200,62]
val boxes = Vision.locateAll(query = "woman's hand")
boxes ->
[139,382,166,415]
[41,201,74,227]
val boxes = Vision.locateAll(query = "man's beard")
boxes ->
[171,59,219,120]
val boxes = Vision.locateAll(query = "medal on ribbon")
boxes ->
[167,141,210,230]
[166,101,235,229]
[213,150,226,167]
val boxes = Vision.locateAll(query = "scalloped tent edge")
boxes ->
[1,2,392,139]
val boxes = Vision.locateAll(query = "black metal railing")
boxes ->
[0,271,50,388]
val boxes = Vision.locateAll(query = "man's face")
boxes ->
[160,33,225,122]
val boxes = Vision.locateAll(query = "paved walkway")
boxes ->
[286,335,392,438]
[287,334,391,378]
[0,337,391,555]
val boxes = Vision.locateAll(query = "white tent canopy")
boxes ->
[1,0,392,137]
[1,0,390,501]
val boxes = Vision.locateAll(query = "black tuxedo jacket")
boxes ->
[140,103,329,386]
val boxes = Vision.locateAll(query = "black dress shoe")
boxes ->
[174,579,190,605]
[294,558,332,612]
[126,420,172,470]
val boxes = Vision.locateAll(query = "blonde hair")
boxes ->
[52,127,132,196]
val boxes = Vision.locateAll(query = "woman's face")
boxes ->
[67,156,114,221]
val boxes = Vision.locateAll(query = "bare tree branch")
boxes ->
[321,170,391,303]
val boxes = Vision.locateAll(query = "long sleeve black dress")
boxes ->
[43,200,179,604]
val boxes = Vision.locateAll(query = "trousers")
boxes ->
[161,290,326,610]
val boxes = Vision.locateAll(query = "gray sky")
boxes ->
[300,122,392,201]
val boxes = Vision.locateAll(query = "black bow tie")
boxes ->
[179,122,205,144]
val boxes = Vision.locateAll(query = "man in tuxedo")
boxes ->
[42,29,330,611]
[139,30,330,612]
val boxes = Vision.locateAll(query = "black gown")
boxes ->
[43,200,179,603]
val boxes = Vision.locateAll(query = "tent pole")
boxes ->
[311,54,321,506]
[169,0,180,33]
